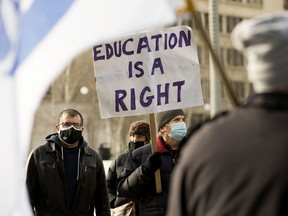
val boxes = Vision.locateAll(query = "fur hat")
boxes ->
[231,12,288,93]
[129,121,150,141]
[156,109,185,131]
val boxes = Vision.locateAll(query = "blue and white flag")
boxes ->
[0,0,175,214]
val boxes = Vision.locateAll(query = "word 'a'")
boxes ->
[128,57,164,78]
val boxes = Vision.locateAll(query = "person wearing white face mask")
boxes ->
[25,109,110,216]
[117,109,187,216]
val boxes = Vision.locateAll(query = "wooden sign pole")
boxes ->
[148,113,162,193]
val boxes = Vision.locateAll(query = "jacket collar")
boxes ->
[45,137,90,159]
[156,136,186,152]
[245,93,288,110]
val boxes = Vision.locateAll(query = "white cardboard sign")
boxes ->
[93,26,203,118]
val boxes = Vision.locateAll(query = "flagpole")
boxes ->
[185,0,239,107]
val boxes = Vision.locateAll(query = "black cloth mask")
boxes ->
[128,141,145,152]
[134,141,145,149]
[59,126,82,144]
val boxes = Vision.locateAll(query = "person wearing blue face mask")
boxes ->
[158,110,187,150]
[167,122,187,141]
[117,109,187,216]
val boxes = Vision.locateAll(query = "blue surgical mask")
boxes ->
[168,122,187,141]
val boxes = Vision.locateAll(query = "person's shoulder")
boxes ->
[132,144,151,154]
[112,152,130,167]
[28,142,52,161]
[116,152,129,160]
[131,144,151,161]
[111,152,129,164]
[180,111,232,160]
[32,142,50,152]
[84,145,102,158]
[186,111,230,140]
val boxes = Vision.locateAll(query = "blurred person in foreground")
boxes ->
[167,11,288,216]
[26,109,110,216]
[118,109,187,216]
[106,121,150,215]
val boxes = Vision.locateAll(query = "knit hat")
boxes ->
[129,121,150,141]
[156,109,185,131]
[231,11,288,93]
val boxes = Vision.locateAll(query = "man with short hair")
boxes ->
[26,108,110,216]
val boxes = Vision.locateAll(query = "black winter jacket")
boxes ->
[106,152,130,208]
[118,136,186,216]
[26,134,110,216]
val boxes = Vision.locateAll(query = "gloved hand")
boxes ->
[142,152,162,174]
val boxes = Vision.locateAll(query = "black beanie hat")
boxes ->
[129,121,150,141]
[156,109,185,131]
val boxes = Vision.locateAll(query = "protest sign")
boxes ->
[93,25,203,118]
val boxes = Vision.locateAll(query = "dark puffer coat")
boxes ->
[106,152,130,208]
[118,136,186,216]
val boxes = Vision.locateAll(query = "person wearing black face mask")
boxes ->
[106,121,150,215]
[26,109,110,216]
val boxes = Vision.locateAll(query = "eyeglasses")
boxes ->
[59,122,83,129]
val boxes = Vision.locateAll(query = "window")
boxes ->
[227,48,244,66]
[227,16,243,33]
[247,0,262,5]
[219,15,223,33]
[220,48,225,64]
[204,13,209,31]
[203,13,222,32]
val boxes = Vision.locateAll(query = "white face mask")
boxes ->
[168,122,187,141]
